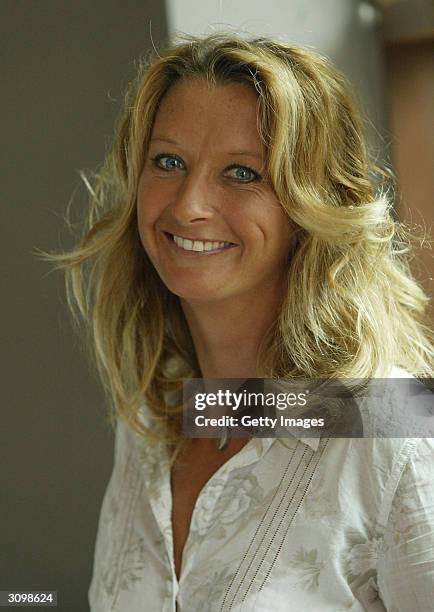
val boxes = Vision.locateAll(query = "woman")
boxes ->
[46,33,433,610]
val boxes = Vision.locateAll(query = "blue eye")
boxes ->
[225,165,261,183]
[151,153,185,171]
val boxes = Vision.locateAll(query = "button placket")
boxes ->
[180,439,268,584]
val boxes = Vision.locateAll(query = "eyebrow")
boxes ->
[150,137,179,146]
[150,137,263,160]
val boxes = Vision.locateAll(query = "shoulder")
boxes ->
[376,437,434,608]
[112,404,166,471]
[357,365,432,439]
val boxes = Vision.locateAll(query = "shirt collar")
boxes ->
[138,403,321,453]
[277,433,321,452]
[252,434,321,454]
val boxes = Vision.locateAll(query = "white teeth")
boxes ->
[172,234,232,252]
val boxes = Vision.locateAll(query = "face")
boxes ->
[137,78,294,305]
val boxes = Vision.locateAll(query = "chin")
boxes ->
[169,287,223,303]
[164,279,226,303]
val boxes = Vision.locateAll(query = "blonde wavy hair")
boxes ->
[39,32,433,449]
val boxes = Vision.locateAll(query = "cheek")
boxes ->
[136,180,161,233]
[254,205,292,249]
[137,173,177,227]
[136,199,150,248]
[268,212,294,260]
[136,200,159,261]
[137,199,151,230]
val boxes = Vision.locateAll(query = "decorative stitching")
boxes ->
[258,439,329,592]
[220,438,328,611]
[219,443,301,611]
[97,444,136,601]
[110,448,144,608]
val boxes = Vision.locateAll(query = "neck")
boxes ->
[180,291,282,379]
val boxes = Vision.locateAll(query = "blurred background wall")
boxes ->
[381,0,434,319]
[1,1,432,610]
[1,2,168,611]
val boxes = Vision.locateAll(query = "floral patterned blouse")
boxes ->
[89,384,434,610]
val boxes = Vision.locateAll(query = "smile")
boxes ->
[165,232,238,254]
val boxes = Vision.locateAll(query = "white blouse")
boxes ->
[89,380,434,611]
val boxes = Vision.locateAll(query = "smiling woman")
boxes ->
[137,78,293,312]
[42,33,434,611]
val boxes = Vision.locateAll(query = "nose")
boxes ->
[170,169,215,226]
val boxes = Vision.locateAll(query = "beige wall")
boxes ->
[1,2,167,609]
[385,38,434,322]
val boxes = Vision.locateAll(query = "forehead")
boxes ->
[150,78,263,152]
